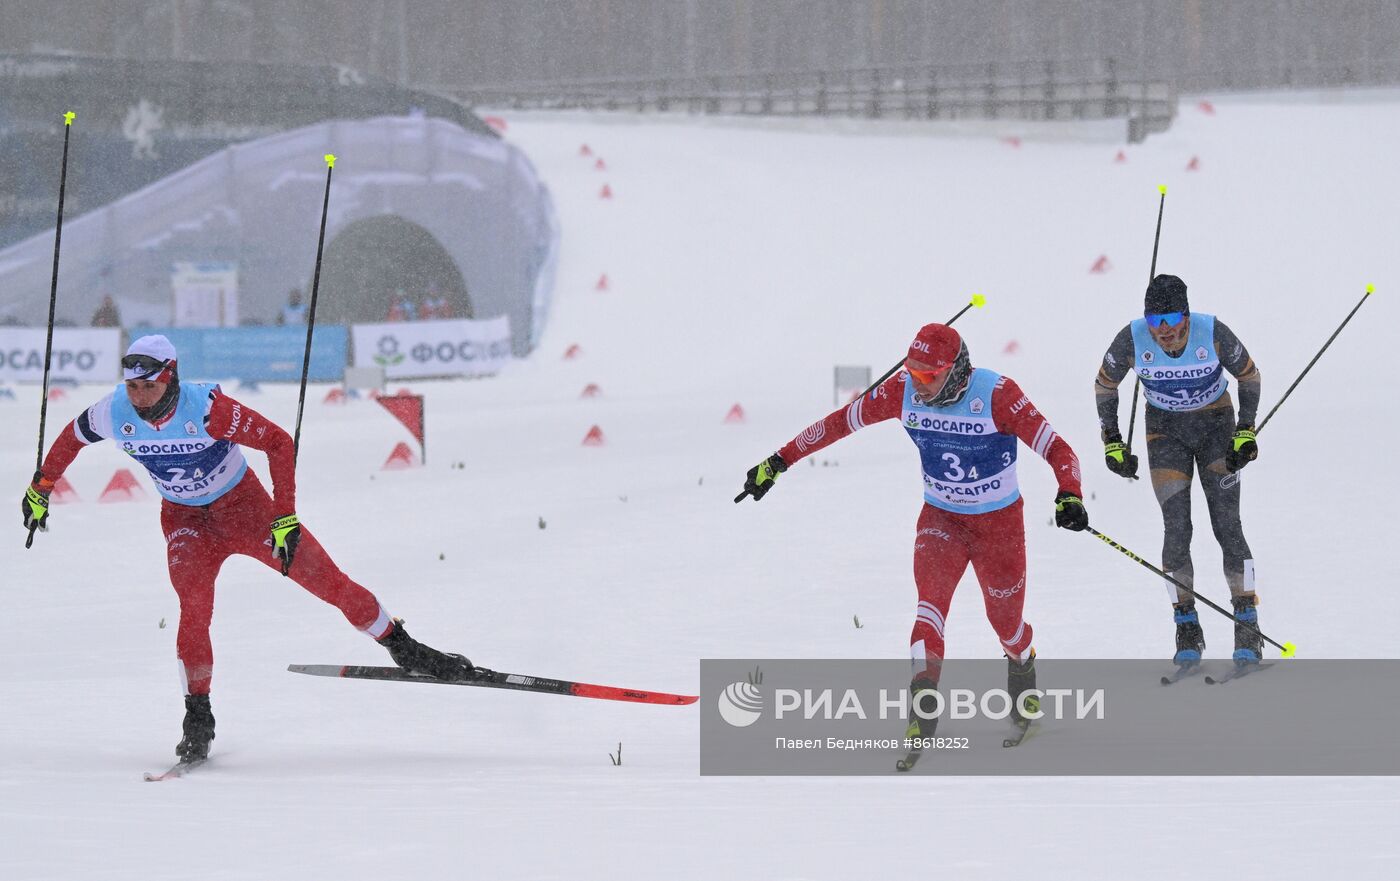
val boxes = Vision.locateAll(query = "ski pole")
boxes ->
[853,293,987,400]
[1255,284,1374,433]
[26,111,76,550]
[1087,526,1297,657]
[1123,184,1168,463]
[291,153,336,465]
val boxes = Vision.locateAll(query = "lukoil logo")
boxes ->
[718,680,764,727]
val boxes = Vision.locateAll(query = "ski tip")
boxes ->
[970,293,987,308]
[1281,642,1298,658]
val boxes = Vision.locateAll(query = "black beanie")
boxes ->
[1144,274,1189,315]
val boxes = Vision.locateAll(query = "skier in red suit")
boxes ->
[21,335,471,763]
[737,324,1088,746]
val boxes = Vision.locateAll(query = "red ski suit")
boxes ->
[39,390,390,695]
[777,372,1081,676]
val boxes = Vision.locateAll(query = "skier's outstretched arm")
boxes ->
[735,373,904,503]
[22,394,115,533]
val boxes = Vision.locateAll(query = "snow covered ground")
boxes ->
[3,93,1397,879]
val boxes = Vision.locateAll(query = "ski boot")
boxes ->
[176,693,215,762]
[1005,651,1039,746]
[1232,594,1262,666]
[1172,601,1205,667]
[896,678,940,772]
[378,619,475,681]
[1008,650,1039,726]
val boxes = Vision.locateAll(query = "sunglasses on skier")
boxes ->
[1144,311,1187,328]
[906,364,951,384]
[121,354,171,379]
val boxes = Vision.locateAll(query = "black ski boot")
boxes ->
[896,678,940,772]
[1232,594,1262,665]
[1173,601,1205,666]
[176,693,215,762]
[1008,650,1039,727]
[378,619,475,680]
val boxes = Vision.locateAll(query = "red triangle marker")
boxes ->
[594,158,607,171]
[724,403,746,424]
[580,384,601,398]
[579,144,593,157]
[596,273,609,291]
[1114,149,1127,163]
[599,183,612,200]
[382,442,417,470]
[582,425,605,447]
[1089,255,1112,274]
[98,469,144,503]
[1186,156,1201,171]
[563,344,582,360]
[50,476,80,504]
[324,388,346,404]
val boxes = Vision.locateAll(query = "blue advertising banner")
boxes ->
[143,326,348,383]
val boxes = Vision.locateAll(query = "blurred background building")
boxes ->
[1,1,1394,373]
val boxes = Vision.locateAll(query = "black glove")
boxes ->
[270,514,302,575]
[1054,491,1089,531]
[734,453,788,503]
[21,472,52,534]
[1102,433,1139,480]
[1225,424,1258,473]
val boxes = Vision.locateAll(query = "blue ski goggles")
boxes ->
[1144,311,1187,328]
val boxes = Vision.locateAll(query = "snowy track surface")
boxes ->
[3,95,1397,879]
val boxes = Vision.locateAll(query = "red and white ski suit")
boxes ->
[777,372,1081,677]
[39,391,391,695]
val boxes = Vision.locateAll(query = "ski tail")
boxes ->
[288,664,697,706]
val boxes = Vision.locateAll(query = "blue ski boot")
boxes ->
[1173,602,1204,667]
[1232,594,1262,666]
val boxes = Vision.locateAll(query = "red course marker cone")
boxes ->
[482,115,508,132]
[47,387,66,401]
[599,183,613,199]
[1197,100,1216,115]
[50,476,80,504]
[579,144,593,157]
[1114,150,1127,163]
[324,388,346,404]
[594,158,607,171]
[1186,156,1201,172]
[98,469,144,503]
[382,442,417,470]
[563,344,582,360]
[582,425,605,447]
[1089,255,1112,274]
[724,403,746,424]
[596,273,609,291]
[580,384,601,398]
[1003,340,1021,355]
